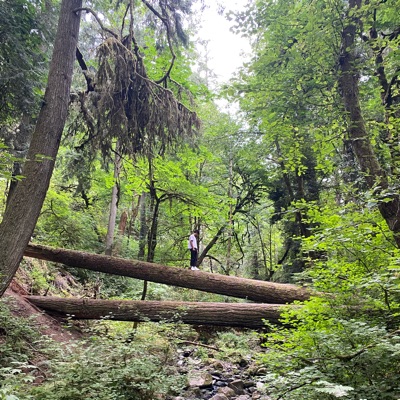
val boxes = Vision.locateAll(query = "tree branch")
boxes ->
[140,0,176,84]
[73,7,118,38]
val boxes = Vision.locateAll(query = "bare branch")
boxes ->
[140,0,176,84]
[73,7,118,38]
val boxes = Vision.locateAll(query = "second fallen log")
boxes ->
[26,296,293,328]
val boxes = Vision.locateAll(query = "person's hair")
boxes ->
[193,229,200,234]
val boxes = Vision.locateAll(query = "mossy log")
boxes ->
[24,244,311,304]
[26,296,293,328]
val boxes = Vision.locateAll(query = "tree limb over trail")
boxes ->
[26,296,293,328]
[24,244,311,304]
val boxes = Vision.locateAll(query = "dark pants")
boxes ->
[190,249,198,267]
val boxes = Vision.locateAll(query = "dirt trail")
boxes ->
[3,280,82,343]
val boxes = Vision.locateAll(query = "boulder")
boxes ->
[228,379,245,395]
[188,371,213,388]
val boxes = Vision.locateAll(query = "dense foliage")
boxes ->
[1,0,400,398]
[227,0,400,398]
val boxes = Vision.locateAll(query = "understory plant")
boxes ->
[0,298,57,399]
[4,321,186,400]
[260,299,400,399]
[257,203,400,399]
[0,295,188,400]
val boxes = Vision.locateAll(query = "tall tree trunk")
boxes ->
[267,225,275,279]
[275,139,309,237]
[24,243,312,304]
[369,23,400,176]
[146,179,159,263]
[137,191,148,260]
[0,0,82,297]
[127,194,140,239]
[226,157,233,275]
[118,211,128,235]
[197,224,226,266]
[6,114,34,205]
[255,220,271,279]
[105,147,121,256]
[137,190,149,301]
[27,296,290,328]
[338,0,400,247]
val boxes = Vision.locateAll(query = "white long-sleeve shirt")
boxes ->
[188,233,197,250]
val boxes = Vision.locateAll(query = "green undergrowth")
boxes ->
[257,297,400,399]
[0,303,188,400]
[0,293,259,400]
[252,204,400,399]
[0,297,57,399]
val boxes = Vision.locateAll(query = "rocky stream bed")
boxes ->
[170,346,271,400]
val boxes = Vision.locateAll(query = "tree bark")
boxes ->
[26,296,291,328]
[137,191,148,260]
[6,114,34,205]
[0,0,82,297]
[339,0,386,187]
[338,0,400,247]
[105,145,121,256]
[198,224,225,267]
[24,243,311,304]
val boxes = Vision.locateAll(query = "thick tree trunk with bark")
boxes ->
[339,1,386,188]
[6,115,34,205]
[0,0,82,297]
[24,244,311,304]
[26,296,290,328]
[339,0,400,247]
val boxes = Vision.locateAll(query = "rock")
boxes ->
[184,387,202,399]
[188,371,213,388]
[244,380,256,388]
[248,385,257,393]
[210,360,225,370]
[255,367,267,375]
[200,388,213,399]
[239,358,249,367]
[188,356,202,365]
[214,378,228,387]
[183,348,193,357]
[236,395,251,400]
[252,395,272,400]
[228,379,245,395]
[217,386,236,398]
[209,394,229,400]
[256,382,265,391]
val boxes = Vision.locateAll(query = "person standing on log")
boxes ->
[188,229,200,270]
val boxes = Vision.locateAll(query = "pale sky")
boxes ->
[196,0,251,85]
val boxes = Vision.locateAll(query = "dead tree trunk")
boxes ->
[26,296,292,328]
[24,243,311,304]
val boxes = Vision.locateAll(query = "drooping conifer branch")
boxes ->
[72,2,200,162]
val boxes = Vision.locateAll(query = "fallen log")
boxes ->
[26,296,293,328]
[24,244,311,304]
